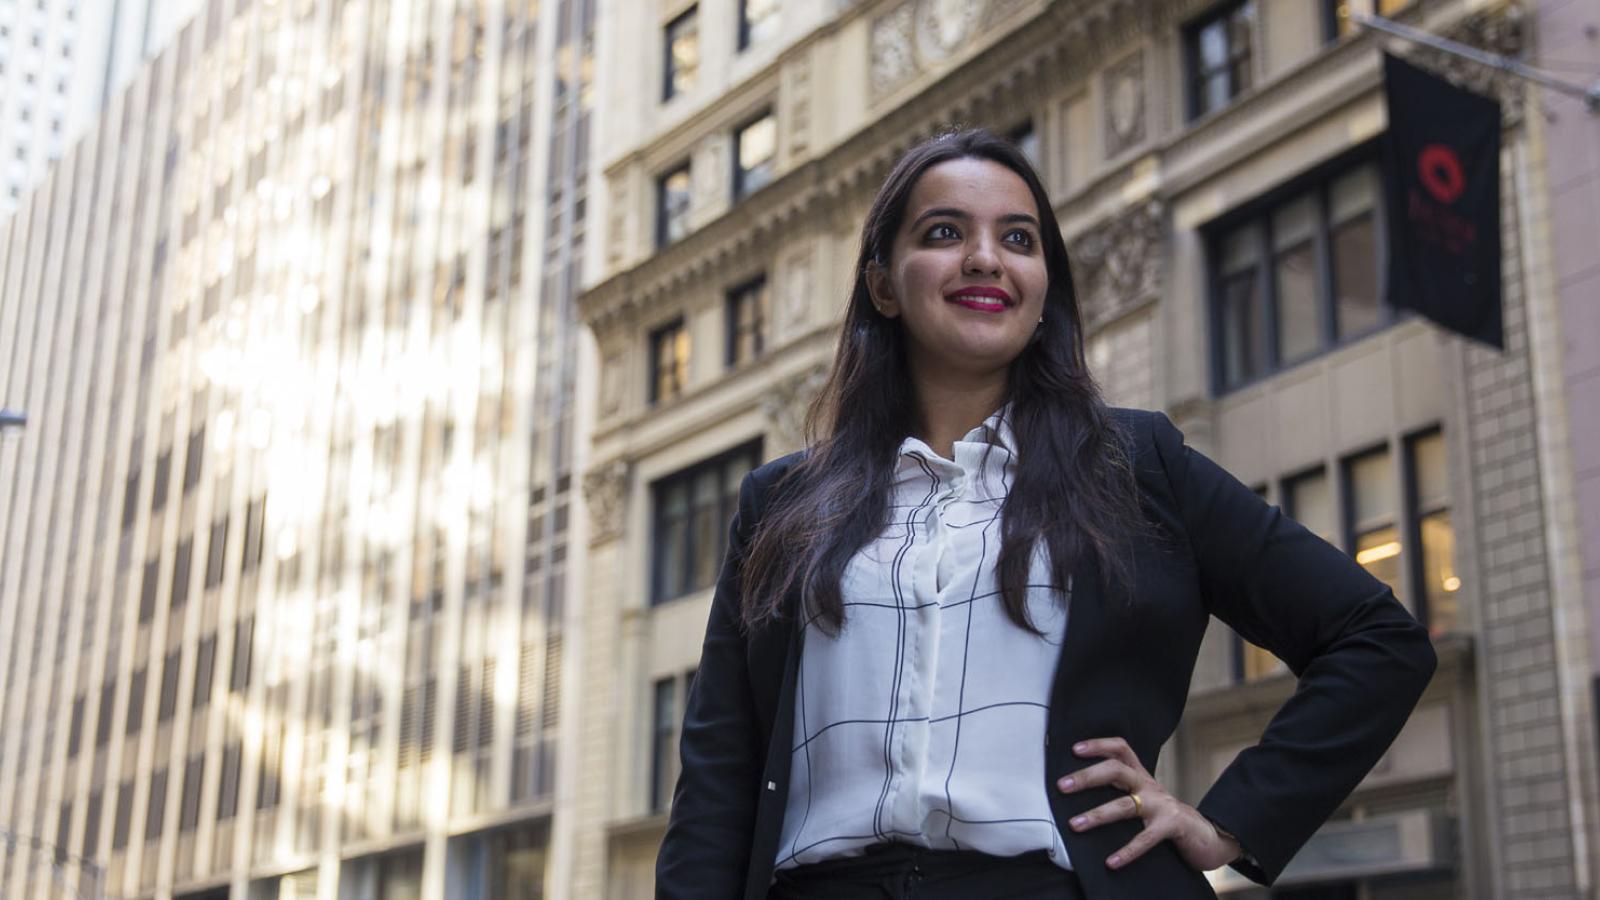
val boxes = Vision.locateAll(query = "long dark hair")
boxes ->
[740,128,1160,636]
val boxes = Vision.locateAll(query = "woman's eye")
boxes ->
[1005,229,1036,248]
[926,223,960,241]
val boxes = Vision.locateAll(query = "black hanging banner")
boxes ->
[1381,51,1504,350]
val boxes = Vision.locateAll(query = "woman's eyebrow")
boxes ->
[909,207,1041,229]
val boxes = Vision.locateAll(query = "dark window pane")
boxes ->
[112,781,133,849]
[657,166,692,247]
[146,768,168,841]
[1332,215,1379,337]
[663,7,698,101]
[217,742,242,819]
[171,537,193,608]
[231,616,254,692]
[689,469,721,590]
[735,112,776,199]
[126,667,147,734]
[158,650,181,721]
[650,677,677,812]
[180,754,204,831]
[193,634,216,707]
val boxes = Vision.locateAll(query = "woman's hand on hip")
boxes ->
[1056,736,1242,873]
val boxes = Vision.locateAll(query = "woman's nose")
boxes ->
[964,242,1001,276]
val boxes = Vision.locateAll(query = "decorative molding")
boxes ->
[1407,11,1526,126]
[870,2,918,97]
[914,0,983,64]
[778,244,816,338]
[761,364,830,453]
[1068,198,1166,331]
[787,51,813,158]
[600,349,626,418]
[1102,47,1147,161]
[583,459,630,546]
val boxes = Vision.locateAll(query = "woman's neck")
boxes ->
[909,370,1008,460]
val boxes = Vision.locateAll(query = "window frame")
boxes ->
[737,0,778,51]
[1183,0,1257,121]
[655,161,692,249]
[649,439,763,606]
[648,316,690,406]
[724,274,767,369]
[1205,143,1398,396]
[1228,426,1455,683]
[662,6,698,102]
[732,107,776,201]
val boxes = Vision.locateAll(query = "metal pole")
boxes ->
[0,408,25,430]
[1353,12,1600,111]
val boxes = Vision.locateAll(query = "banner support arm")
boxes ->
[1354,13,1600,112]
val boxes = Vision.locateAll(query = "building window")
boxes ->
[651,441,762,605]
[739,0,779,50]
[217,742,242,820]
[1185,0,1256,120]
[656,162,691,247]
[1231,428,1456,682]
[725,275,766,368]
[663,6,698,102]
[151,447,172,512]
[1347,445,1402,603]
[649,668,699,813]
[193,633,216,707]
[179,754,204,831]
[649,317,690,405]
[112,781,134,850]
[1406,429,1458,634]
[205,515,228,588]
[126,667,147,735]
[1209,157,1389,393]
[158,650,182,721]
[145,767,168,842]
[138,558,159,622]
[231,615,254,692]
[734,110,776,200]
[1327,0,1415,41]
[650,676,677,813]
[171,537,192,609]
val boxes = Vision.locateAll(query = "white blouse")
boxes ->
[774,403,1074,872]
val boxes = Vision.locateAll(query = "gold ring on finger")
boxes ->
[1129,792,1144,817]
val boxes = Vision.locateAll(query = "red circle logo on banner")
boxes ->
[1418,144,1466,203]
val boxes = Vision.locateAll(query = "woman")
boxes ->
[655,129,1437,900]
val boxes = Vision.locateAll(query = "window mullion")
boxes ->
[1314,182,1336,349]
[1256,220,1277,372]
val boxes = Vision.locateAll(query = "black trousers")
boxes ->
[767,842,1088,900]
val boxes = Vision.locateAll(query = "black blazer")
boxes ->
[656,407,1438,900]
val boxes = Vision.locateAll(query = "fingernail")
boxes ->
[1074,742,1088,753]
[1108,855,1122,868]
[1058,777,1075,790]
[1071,815,1087,828]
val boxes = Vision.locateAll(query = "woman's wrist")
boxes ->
[1202,814,1248,865]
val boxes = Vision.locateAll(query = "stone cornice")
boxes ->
[581,0,1148,339]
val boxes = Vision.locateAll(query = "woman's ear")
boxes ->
[865,260,900,319]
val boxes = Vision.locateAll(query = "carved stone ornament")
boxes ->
[871,2,919,97]
[1407,11,1526,125]
[780,246,816,336]
[600,350,625,417]
[583,458,629,546]
[1068,199,1166,329]
[915,0,982,63]
[762,364,830,453]
[789,52,813,157]
[1102,49,1146,160]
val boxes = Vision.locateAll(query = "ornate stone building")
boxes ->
[572,0,1597,898]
